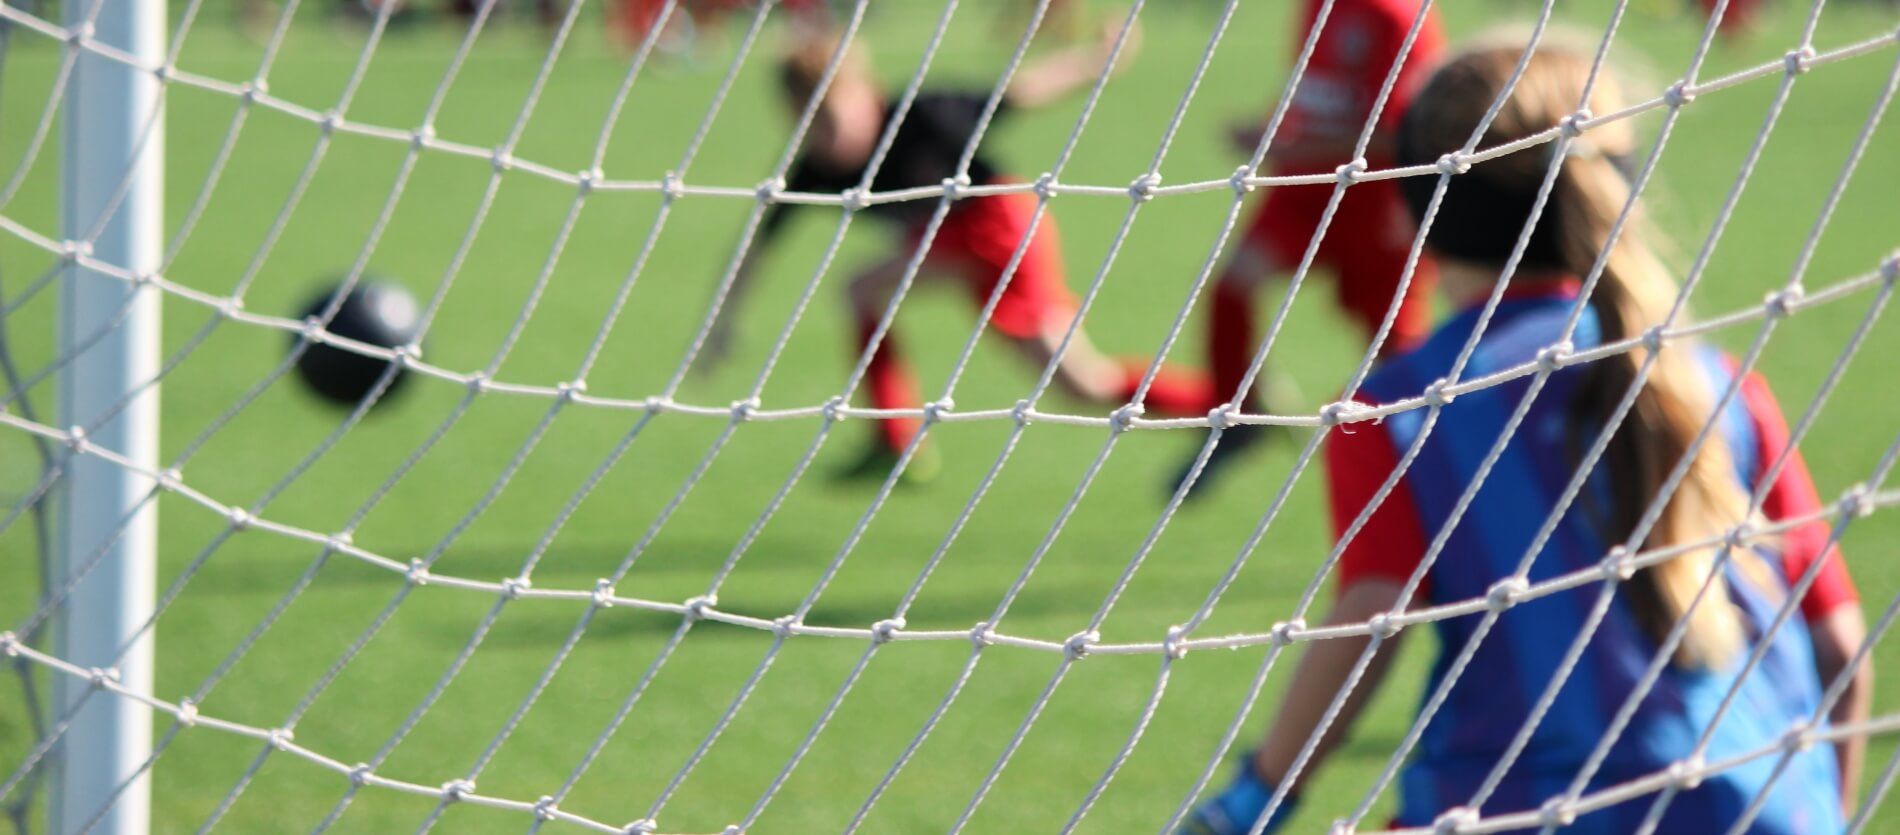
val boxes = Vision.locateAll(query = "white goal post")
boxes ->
[1,0,1898,832]
[53,0,163,831]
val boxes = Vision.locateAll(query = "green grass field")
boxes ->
[2,0,1898,831]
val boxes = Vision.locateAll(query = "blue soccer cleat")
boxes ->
[1179,755,1297,835]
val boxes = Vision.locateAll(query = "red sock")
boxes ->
[1209,280,1261,412]
[1118,359,1216,416]
[855,314,921,452]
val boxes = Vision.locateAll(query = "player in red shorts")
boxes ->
[702,23,1214,483]
[1170,0,1446,498]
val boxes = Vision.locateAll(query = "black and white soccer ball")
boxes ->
[289,278,423,409]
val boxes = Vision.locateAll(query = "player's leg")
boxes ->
[948,189,1216,416]
[1203,182,1335,412]
[1006,321,1216,415]
[1170,187,1318,499]
[1167,239,1282,498]
[1008,320,1121,403]
[836,252,937,483]
[1205,239,1277,415]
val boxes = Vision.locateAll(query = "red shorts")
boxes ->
[909,187,1078,340]
[1243,177,1436,352]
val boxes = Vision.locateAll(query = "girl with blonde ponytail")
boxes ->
[1182,40,1868,835]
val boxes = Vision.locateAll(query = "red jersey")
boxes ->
[1282,0,1445,166]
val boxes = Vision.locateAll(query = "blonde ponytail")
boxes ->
[1399,41,1774,670]
[1554,154,1764,669]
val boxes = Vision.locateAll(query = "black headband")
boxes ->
[1394,104,1633,273]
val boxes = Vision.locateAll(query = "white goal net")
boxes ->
[1,0,1898,832]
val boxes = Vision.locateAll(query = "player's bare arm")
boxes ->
[1810,604,1874,810]
[1003,14,1141,109]
[1251,579,1407,792]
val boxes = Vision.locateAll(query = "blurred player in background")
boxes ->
[1181,40,1869,835]
[1171,0,1445,498]
[616,0,829,52]
[1697,0,1762,41]
[701,20,1217,483]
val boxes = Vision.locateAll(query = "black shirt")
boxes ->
[760,89,1009,240]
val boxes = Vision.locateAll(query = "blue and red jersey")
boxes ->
[1325,282,1855,833]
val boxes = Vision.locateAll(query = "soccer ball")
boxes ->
[290,278,422,409]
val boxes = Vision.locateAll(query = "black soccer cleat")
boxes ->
[1166,423,1278,502]
[834,438,941,487]
[1169,372,1304,501]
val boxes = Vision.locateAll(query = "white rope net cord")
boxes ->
[0,0,1895,830]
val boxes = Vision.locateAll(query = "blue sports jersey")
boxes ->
[1356,289,1842,834]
